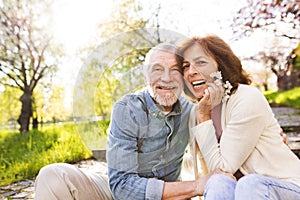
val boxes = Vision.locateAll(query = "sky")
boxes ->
[51,0,113,53]
[51,0,245,50]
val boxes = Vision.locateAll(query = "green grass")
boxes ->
[0,122,109,187]
[264,87,300,109]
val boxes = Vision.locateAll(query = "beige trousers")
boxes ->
[34,163,113,200]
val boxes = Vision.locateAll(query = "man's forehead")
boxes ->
[149,50,177,63]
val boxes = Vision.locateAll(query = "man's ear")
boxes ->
[143,75,149,85]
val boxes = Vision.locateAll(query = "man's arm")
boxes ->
[107,97,166,200]
[162,179,203,200]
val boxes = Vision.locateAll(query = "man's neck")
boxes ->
[156,104,173,112]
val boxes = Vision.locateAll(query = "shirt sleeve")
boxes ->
[107,99,164,200]
[191,86,269,173]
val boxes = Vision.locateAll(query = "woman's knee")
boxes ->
[235,173,266,199]
[204,174,236,200]
[236,174,264,190]
[206,174,236,190]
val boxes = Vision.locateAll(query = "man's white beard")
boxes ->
[147,83,181,107]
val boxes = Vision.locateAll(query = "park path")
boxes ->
[0,107,299,200]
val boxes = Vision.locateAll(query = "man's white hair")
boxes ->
[143,43,178,79]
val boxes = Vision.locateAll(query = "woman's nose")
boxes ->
[188,64,199,75]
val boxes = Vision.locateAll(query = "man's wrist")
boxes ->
[194,179,205,196]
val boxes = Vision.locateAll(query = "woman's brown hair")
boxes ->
[177,34,252,93]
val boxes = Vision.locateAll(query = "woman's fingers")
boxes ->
[197,82,224,122]
[207,83,224,107]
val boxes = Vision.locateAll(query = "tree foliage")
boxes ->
[0,0,61,132]
[232,0,300,90]
[75,0,188,118]
[33,84,70,124]
[0,86,21,126]
[74,0,150,119]
[232,0,299,40]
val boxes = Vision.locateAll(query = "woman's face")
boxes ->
[182,44,218,99]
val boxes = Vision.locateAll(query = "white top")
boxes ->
[189,84,300,187]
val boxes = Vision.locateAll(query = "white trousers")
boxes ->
[34,163,113,200]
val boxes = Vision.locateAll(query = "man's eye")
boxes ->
[153,67,162,71]
[171,67,180,71]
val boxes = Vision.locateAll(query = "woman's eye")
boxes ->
[195,60,206,66]
[182,63,190,69]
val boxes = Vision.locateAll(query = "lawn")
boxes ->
[264,87,300,109]
[0,121,108,186]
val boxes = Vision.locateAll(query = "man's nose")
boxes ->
[161,70,171,81]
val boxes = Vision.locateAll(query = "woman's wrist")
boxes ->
[198,114,211,123]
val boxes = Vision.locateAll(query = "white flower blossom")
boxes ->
[210,71,222,80]
[214,79,223,86]
[209,71,233,102]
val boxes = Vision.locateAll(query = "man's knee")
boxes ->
[36,163,71,186]
[37,164,57,179]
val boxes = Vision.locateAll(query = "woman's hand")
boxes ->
[280,128,290,147]
[197,82,224,123]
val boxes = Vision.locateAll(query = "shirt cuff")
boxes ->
[191,119,213,135]
[145,178,164,200]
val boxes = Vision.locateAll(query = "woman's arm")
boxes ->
[192,86,270,173]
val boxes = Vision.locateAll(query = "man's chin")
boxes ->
[154,94,178,107]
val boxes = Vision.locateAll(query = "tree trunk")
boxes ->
[277,71,300,91]
[32,115,38,129]
[17,90,32,134]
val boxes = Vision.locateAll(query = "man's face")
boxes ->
[146,50,183,111]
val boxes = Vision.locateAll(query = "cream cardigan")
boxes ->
[189,84,300,187]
